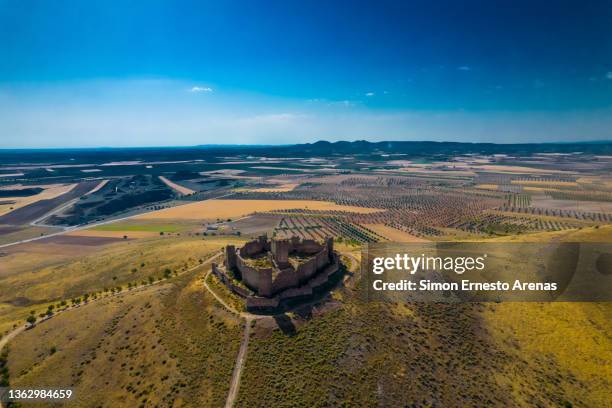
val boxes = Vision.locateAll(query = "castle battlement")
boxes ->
[211,235,339,312]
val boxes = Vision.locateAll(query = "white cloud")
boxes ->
[189,86,213,93]
[457,66,471,71]
[365,92,375,97]
[307,98,357,107]
[325,99,356,108]
[3,79,612,147]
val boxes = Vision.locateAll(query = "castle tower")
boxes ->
[271,238,290,267]
[326,236,334,262]
[258,234,268,247]
[225,245,239,278]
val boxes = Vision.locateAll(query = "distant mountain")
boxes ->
[286,140,612,156]
[1,140,611,165]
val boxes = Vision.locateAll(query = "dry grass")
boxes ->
[475,184,499,190]
[65,220,193,239]
[511,180,578,187]
[0,225,62,246]
[363,223,428,242]
[488,224,612,242]
[237,300,589,407]
[135,199,381,221]
[0,235,245,334]
[249,183,299,192]
[6,265,242,407]
[484,302,612,407]
[530,196,612,213]
[522,186,556,192]
[66,229,162,239]
[85,179,109,195]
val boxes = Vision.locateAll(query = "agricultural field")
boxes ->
[1,143,610,244]
[0,183,77,216]
[0,142,610,408]
[270,214,383,243]
[135,199,380,221]
[0,181,100,225]
[158,175,196,195]
[46,175,176,226]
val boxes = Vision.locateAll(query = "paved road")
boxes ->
[30,197,81,229]
[0,192,235,249]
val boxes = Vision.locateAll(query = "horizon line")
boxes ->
[1,139,611,151]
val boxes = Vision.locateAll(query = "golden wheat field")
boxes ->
[0,183,77,216]
[364,223,428,242]
[135,199,381,220]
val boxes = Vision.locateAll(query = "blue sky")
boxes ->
[1,0,611,147]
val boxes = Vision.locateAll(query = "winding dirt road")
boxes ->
[201,269,263,408]
[224,317,252,408]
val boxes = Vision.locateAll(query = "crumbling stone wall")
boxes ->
[239,235,269,257]
[315,249,330,270]
[293,238,323,255]
[226,235,335,298]
[236,255,273,297]
[211,263,251,298]
[296,256,318,281]
[271,268,300,294]
[211,245,341,313]
[271,239,290,265]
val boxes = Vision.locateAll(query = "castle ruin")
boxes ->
[211,235,340,312]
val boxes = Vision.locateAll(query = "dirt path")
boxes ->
[0,325,24,355]
[202,271,240,314]
[225,316,252,408]
[202,270,265,408]
[203,250,358,408]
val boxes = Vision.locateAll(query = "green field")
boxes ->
[92,223,184,232]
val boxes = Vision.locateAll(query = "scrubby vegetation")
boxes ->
[237,297,608,407]
[6,265,242,407]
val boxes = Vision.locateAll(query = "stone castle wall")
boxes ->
[271,267,299,294]
[212,251,341,313]
[292,238,323,255]
[211,263,251,298]
[238,235,269,258]
[233,236,332,297]
[235,255,273,297]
